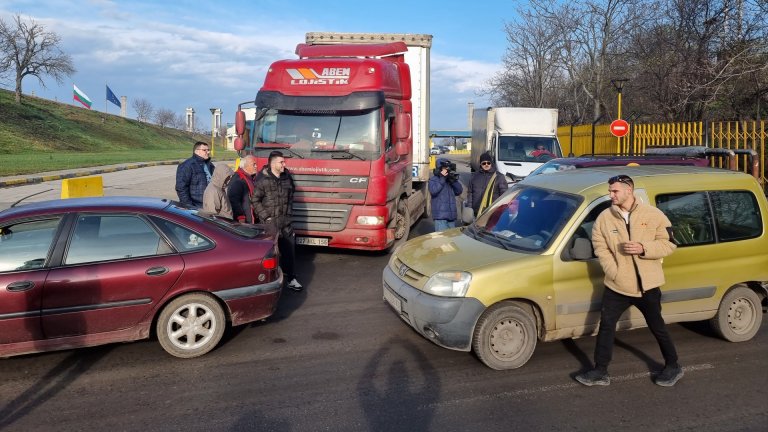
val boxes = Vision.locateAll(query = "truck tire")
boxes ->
[388,200,411,252]
[472,301,537,370]
[710,285,762,342]
[157,293,226,358]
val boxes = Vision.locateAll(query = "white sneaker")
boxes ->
[287,278,303,291]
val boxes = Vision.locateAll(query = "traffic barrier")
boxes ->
[61,176,104,198]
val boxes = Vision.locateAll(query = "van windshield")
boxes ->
[466,186,581,252]
[497,137,562,163]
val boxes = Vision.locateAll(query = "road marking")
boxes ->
[424,363,714,408]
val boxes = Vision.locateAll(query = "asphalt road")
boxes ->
[1,162,767,431]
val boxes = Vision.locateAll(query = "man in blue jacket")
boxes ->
[175,141,215,209]
[428,158,463,231]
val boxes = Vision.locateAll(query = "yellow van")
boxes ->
[383,166,768,369]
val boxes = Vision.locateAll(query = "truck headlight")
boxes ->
[356,216,385,226]
[423,271,472,297]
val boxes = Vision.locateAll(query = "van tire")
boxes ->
[710,286,762,343]
[472,302,537,370]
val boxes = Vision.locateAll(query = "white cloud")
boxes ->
[431,53,500,94]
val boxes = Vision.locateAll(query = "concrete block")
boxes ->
[62,176,104,199]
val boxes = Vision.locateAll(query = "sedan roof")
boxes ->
[0,196,174,220]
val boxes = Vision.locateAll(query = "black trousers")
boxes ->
[278,228,296,280]
[594,287,679,372]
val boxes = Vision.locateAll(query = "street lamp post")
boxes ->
[610,78,629,120]
[209,108,217,158]
[610,79,629,153]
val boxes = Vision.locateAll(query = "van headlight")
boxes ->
[423,271,472,297]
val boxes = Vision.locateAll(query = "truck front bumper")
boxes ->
[382,266,485,351]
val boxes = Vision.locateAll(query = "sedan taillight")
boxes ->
[262,248,278,270]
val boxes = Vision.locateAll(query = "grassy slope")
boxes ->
[0,89,235,176]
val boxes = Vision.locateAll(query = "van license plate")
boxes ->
[296,237,329,246]
[383,287,402,313]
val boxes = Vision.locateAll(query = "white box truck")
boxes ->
[471,107,562,181]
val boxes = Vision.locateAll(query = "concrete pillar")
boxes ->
[214,108,222,137]
[186,107,195,132]
[120,96,127,117]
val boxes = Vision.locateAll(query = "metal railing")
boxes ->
[557,120,767,188]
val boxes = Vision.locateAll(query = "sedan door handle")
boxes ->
[146,267,169,276]
[7,281,35,292]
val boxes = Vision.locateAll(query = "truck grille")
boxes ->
[291,203,351,232]
[292,174,367,202]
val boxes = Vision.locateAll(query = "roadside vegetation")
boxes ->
[0,89,236,176]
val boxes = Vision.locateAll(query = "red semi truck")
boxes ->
[234,33,432,251]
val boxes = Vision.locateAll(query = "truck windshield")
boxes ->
[252,109,381,161]
[466,186,581,252]
[497,137,562,163]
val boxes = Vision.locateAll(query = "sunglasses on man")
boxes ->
[608,175,634,187]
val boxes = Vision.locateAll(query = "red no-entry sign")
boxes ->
[610,119,630,137]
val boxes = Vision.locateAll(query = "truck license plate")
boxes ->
[383,287,402,313]
[296,237,329,246]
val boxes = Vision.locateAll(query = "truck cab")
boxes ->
[234,33,432,251]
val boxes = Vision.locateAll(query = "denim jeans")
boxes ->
[594,287,679,372]
[433,219,456,232]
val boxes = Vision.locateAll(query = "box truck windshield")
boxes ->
[498,136,562,163]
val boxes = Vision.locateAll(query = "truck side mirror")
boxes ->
[395,112,410,141]
[395,140,409,156]
[234,137,244,151]
[235,110,246,136]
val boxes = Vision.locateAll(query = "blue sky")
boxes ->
[1,0,518,129]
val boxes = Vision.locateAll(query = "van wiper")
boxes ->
[476,227,513,250]
[312,148,366,161]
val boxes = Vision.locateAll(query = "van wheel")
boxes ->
[710,286,762,342]
[157,293,226,358]
[472,302,537,370]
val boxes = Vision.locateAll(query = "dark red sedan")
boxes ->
[0,197,281,358]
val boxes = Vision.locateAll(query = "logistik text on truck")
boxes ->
[233,33,432,251]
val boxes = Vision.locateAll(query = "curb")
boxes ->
[0,160,184,189]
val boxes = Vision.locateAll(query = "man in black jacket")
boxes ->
[467,151,508,216]
[175,141,215,209]
[252,151,302,291]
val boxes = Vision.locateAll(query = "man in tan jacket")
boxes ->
[576,174,683,387]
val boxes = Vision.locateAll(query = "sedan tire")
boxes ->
[157,293,226,358]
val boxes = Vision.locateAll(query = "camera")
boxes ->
[438,160,459,182]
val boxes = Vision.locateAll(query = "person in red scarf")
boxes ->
[228,155,259,223]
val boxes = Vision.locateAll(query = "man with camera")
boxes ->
[428,158,463,231]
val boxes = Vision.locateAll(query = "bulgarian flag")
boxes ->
[73,84,92,109]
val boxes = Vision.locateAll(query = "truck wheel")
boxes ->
[157,293,226,358]
[388,200,411,251]
[472,302,537,370]
[710,286,762,342]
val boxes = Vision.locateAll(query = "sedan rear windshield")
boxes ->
[165,205,269,239]
[466,186,582,252]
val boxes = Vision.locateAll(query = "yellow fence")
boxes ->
[557,120,767,187]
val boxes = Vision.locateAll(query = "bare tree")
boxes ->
[484,6,565,110]
[170,113,186,130]
[154,108,175,128]
[0,14,75,103]
[132,98,154,123]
